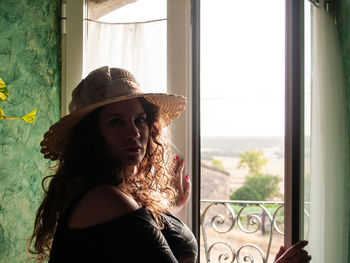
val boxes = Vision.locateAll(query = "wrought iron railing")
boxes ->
[200,200,285,263]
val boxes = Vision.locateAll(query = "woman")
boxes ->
[29,66,310,262]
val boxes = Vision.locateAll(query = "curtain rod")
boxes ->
[84,18,166,25]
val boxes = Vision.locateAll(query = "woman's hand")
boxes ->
[274,240,311,263]
[171,156,191,212]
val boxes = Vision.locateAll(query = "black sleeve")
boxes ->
[91,208,179,263]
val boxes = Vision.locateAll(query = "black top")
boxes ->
[49,191,198,263]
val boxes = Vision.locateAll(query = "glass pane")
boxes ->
[200,1,285,262]
[85,0,167,93]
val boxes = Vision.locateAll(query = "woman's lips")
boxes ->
[124,145,142,153]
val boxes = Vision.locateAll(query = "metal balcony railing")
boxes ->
[200,200,285,263]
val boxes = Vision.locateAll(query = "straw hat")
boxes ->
[40,66,186,161]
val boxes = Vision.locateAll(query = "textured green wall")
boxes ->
[336,0,350,123]
[335,2,350,262]
[0,0,61,262]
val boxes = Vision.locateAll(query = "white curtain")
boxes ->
[85,19,167,93]
[306,4,349,263]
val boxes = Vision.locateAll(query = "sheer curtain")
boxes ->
[306,5,349,263]
[85,19,167,93]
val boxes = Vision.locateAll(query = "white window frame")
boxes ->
[61,0,85,116]
[166,0,193,227]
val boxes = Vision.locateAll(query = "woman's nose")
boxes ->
[125,121,141,139]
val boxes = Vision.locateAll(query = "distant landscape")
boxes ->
[201,136,286,194]
[201,136,285,160]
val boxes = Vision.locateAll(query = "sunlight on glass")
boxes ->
[200,1,285,262]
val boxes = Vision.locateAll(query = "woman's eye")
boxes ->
[109,118,124,126]
[135,117,147,126]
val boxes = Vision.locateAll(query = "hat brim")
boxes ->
[40,93,186,160]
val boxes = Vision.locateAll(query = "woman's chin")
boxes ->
[109,150,145,168]
[122,155,144,167]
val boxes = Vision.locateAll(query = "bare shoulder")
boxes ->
[68,184,140,229]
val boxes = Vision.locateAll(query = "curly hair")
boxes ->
[27,98,178,262]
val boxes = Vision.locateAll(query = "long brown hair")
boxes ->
[28,98,177,262]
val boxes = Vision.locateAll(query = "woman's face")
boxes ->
[98,98,149,167]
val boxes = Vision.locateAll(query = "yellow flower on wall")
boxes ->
[0,77,38,123]
[0,77,9,101]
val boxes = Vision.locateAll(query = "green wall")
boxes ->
[337,0,350,124]
[336,2,350,262]
[0,0,61,261]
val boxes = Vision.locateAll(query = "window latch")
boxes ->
[307,0,335,13]
[61,3,67,34]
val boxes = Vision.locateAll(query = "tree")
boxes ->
[230,150,282,201]
[230,184,261,201]
[237,150,268,175]
[230,173,281,201]
[211,158,225,171]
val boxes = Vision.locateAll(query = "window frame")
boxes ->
[190,0,201,245]
[284,0,304,247]
[61,0,85,116]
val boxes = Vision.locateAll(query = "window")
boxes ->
[199,1,285,262]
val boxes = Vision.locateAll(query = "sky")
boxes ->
[200,0,285,137]
[99,0,288,137]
